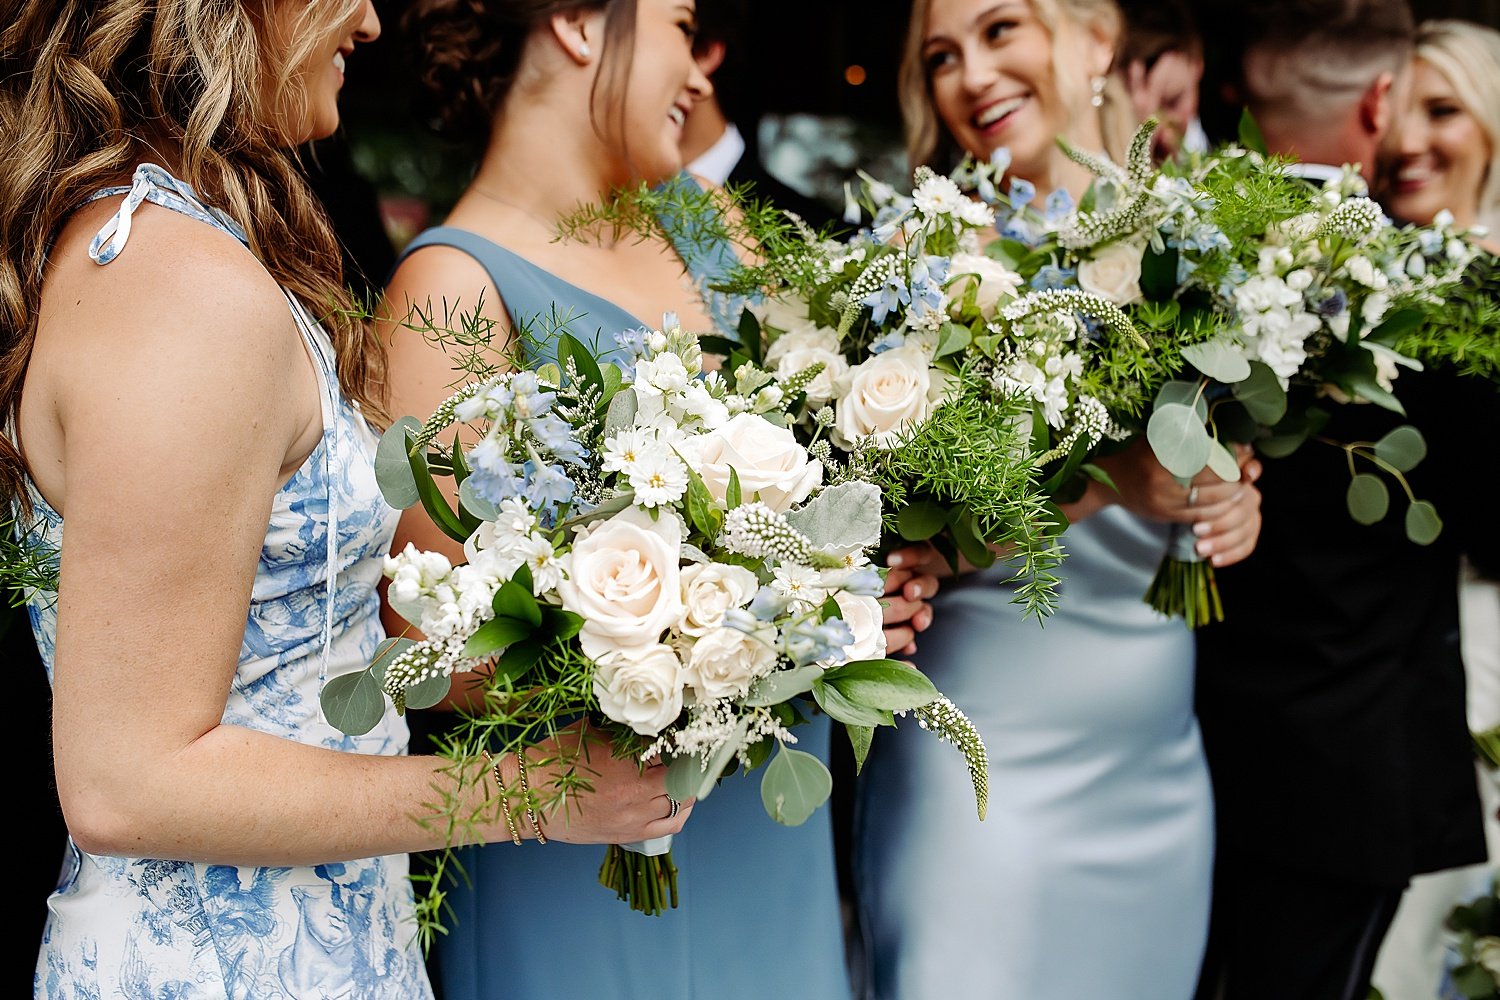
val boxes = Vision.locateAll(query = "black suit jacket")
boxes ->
[1195,299,1496,885]
[724,129,844,237]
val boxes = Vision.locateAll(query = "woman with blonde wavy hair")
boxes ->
[0,0,687,995]
[851,0,1263,997]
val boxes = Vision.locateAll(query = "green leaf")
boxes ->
[933,322,972,359]
[1405,500,1443,545]
[407,440,469,542]
[736,307,765,366]
[760,746,833,826]
[744,664,823,707]
[1231,362,1288,425]
[1134,299,1181,330]
[320,669,388,736]
[461,616,535,659]
[541,606,584,641]
[726,466,742,509]
[821,658,940,712]
[949,507,996,569]
[896,501,949,541]
[1364,307,1425,346]
[557,332,605,395]
[665,753,708,802]
[1155,379,1208,421]
[1450,963,1496,999]
[404,671,451,711]
[683,463,722,540]
[604,386,639,434]
[374,417,423,509]
[699,334,741,358]
[786,480,883,553]
[1140,246,1180,302]
[846,724,874,775]
[812,677,895,727]
[1182,338,1252,383]
[1206,440,1242,483]
[1147,402,1213,478]
[1372,425,1427,472]
[1346,473,1390,525]
[596,362,623,411]
[495,636,547,681]
[458,478,500,522]
[492,578,543,628]
[1238,108,1268,156]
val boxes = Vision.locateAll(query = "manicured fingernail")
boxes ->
[1196,539,1214,557]
[1193,521,1211,536]
[887,552,904,567]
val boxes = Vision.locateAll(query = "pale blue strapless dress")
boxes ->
[853,510,1213,1000]
[25,164,429,999]
[394,210,853,1000]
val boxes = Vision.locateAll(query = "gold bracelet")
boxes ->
[515,749,547,844]
[481,749,522,846]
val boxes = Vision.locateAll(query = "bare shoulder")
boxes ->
[381,240,509,341]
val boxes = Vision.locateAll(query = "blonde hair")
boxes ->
[1413,19,1500,233]
[0,0,389,509]
[899,0,1137,172]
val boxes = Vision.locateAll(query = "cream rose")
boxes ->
[764,326,849,406]
[832,344,950,449]
[1077,241,1145,305]
[1475,936,1500,980]
[696,412,823,513]
[832,591,888,662]
[555,507,684,660]
[754,293,819,337]
[593,643,686,736]
[948,252,1024,315]
[683,627,778,701]
[678,563,760,636]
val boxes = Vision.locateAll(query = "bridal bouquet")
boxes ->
[322,315,988,931]
[1442,876,1500,1000]
[940,117,1497,625]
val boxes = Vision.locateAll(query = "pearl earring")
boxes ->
[1090,75,1106,108]
[578,42,591,58]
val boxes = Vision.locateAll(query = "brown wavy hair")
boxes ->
[0,0,390,510]
[405,0,639,142]
[899,0,1137,172]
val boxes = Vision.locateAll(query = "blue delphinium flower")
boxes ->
[839,567,886,597]
[1313,288,1348,317]
[869,330,907,354]
[1008,177,1037,211]
[746,586,792,622]
[782,617,856,667]
[468,438,526,505]
[1043,188,1074,224]
[525,463,575,513]
[863,270,912,325]
[527,412,588,465]
[908,255,950,314]
[1031,264,1078,290]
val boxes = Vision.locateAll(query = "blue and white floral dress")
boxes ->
[24,164,430,999]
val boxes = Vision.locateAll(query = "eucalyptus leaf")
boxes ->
[604,388,639,435]
[1405,500,1443,545]
[1155,380,1208,421]
[403,671,451,711]
[374,417,423,510]
[744,665,824,707]
[822,658,940,712]
[786,480,884,554]
[1147,402,1213,478]
[1181,339,1252,383]
[665,753,708,803]
[1206,440,1242,483]
[760,746,833,826]
[812,677,895,727]
[320,669,387,737]
[695,717,751,800]
[846,724,874,775]
[1346,473,1390,525]
[368,637,415,687]
[458,479,500,522]
[1231,362,1288,425]
[1372,425,1427,472]
[896,501,949,542]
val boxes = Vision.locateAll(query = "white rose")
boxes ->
[1076,241,1144,305]
[947,252,1024,315]
[555,506,684,660]
[764,326,849,406]
[697,412,824,513]
[683,627,778,701]
[678,563,760,636]
[593,643,686,736]
[832,344,950,449]
[833,591,888,662]
[1475,936,1500,980]
[754,293,818,337]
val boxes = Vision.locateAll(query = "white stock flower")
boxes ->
[385,544,455,625]
[764,326,849,406]
[465,498,538,562]
[593,643,686,736]
[947,252,1024,316]
[678,562,760,636]
[696,412,824,512]
[555,506,684,660]
[1344,255,1389,290]
[832,591,887,662]
[1076,241,1145,306]
[832,344,951,449]
[683,627,778,701]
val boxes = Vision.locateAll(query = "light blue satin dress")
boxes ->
[394,207,853,1000]
[853,509,1213,1000]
